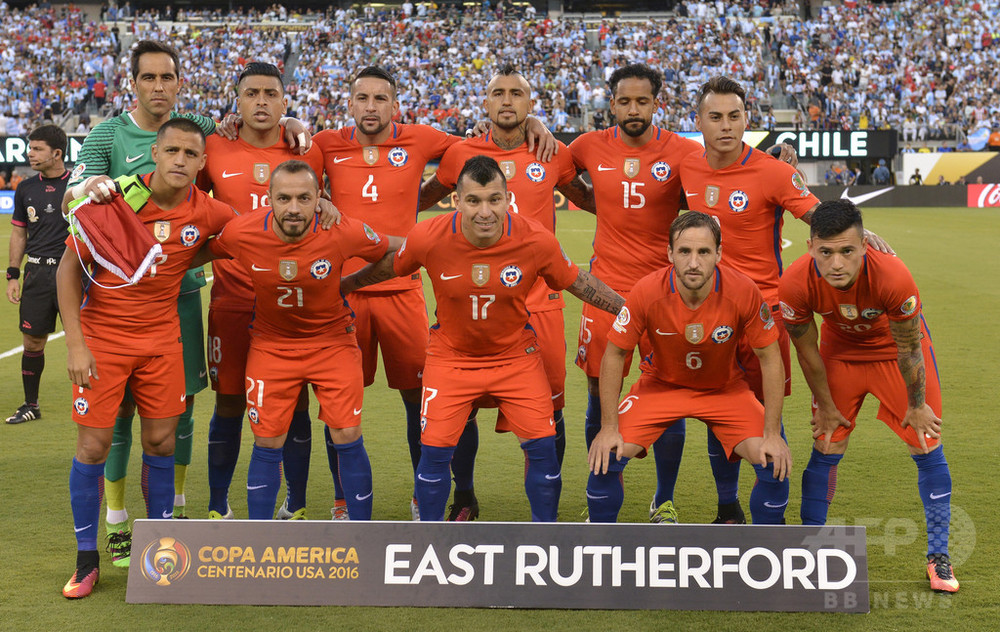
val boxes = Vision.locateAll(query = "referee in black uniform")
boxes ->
[6,125,70,424]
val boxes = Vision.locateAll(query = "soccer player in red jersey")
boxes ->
[587,212,791,524]
[315,66,555,520]
[208,160,399,521]
[57,119,237,598]
[344,156,622,522]
[418,64,593,518]
[197,62,328,521]
[779,200,958,593]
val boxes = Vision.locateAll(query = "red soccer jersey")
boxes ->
[778,246,924,362]
[68,177,236,355]
[607,264,779,390]
[314,122,458,292]
[209,213,388,349]
[570,126,702,291]
[198,133,325,311]
[394,211,579,365]
[679,144,819,305]
[435,133,577,312]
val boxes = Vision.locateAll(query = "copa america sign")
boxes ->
[128,520,868,612]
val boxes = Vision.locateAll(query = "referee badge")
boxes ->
[253,163,270,185]
[471,263,490,286]
[499,160,516,181]
[279,260,297,281]
[624,158,640,179]
[154,221,171,242]
[705,186,720,207]
[685,323,704,344]
[839,304,859,320]
[27,206,38,223]
[363,146,379,165]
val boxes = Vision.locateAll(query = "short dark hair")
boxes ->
[271,159,319,189]
[456,155,506,191]
[156,118,205,144]
[495,62,521,78]
[28,124,67,156]
[608,64,662,99]
[696,75,747,111]
[130,40,180,80]
[237,62,284,94]
[670,211,721,249]
[809,200,864,239]
[352,66,397,96]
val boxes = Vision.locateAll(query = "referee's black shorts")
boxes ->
[19,257,61,336]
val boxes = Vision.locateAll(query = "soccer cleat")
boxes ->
[330,499,349,521]
[105,522,132,568]
[447,498,480,522]
[927,553,960,593]
[62,566,99,599]
[712,501,747,525]
[208,505,234,520]
[410,497,420,521]
[6,403,40,424]
[276,498,307,520]
[649,500,679,524]
[174,505,188,519]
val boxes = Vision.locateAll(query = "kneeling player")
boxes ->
[587,212,791,524]
[208,160,400,520]
[779,199,958,592]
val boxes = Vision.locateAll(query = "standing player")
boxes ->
[314,65,555,519]
[57,119,236,598]
[208,160,399,521]
[779,200,958,593]
[6,125,70,424]
[344,156,623,522]
[197,62,326,521]
[571,63,742,525]
[418,64,593,519]
[587,212,791,524]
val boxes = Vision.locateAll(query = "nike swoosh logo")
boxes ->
[840,186,894,206]
[439,273,462,281]
[333,157,351,164]
[111,441,126,446]
[544,473,561,480]
[655,329,678,336]
[707,452,721,457]
[416,371,423,379]
[417,474,441,483]
[355,491,373,501]
[251,264,272,271]
[353,408,363,416]
[764,500,789,509]
[221,171,243,178]
[929,492,952,500]
[74,524,93,533]
[177,432,194,440]
[585,491,608,500]
[125,154,143,163]
[162,510,173,519]
[685,191,698,197]
[597,164,615,171]
[247,484,268,490]
[198,371,207,378]
[292,436,310,443]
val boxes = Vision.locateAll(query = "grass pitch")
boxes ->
[0,206,995,630]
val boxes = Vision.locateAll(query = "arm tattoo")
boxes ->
[783,320,811,339]
[890,317,926,408]
[559,177,595,214]
[568,270,624,314]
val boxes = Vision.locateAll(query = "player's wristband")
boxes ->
[6,267,20,281]
[69,176,97,200]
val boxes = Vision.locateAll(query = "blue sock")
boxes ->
[584,392,601,448]
[207,411,243,514]
[415,444,455,521]
[403,397,422,474]
[707,427,741,505]
[141,453,175,520]
[586,456,629,523]
[912,447,952,556]
[800,449,844,525]
[247,444,283,519]
[334,437,373,520]
[324,426,344,500]
[521,436,561,522]
[749,462,789,524]
[451,414,478,492]
[652,419,685,507]
[69,458,104,550]
[553,409,566,467]
[282,410,312,511]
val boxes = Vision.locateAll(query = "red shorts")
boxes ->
[244,343,364,438]
[207,308,252,396]
[350,289,429,390]
[420,353,555,447]
[617,373,764,461]
[72,349,186,428]
[530,308,566,407]
[818,338,942,450]
[576,296,651,378]
[737,309,792,399]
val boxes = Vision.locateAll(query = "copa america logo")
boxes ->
[140,536,192,586]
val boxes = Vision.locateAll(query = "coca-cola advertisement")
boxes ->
[968,184,1000,208]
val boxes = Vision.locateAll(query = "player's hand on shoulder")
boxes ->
[467,119,491,139]
[863,229,895,255]
[217,113,240,140]
[525,116,557,162]
[282,118,312,154]
[901,403,942,452]
[588,428,624,475]
[317,198,342,229]
[767,143,798,168]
